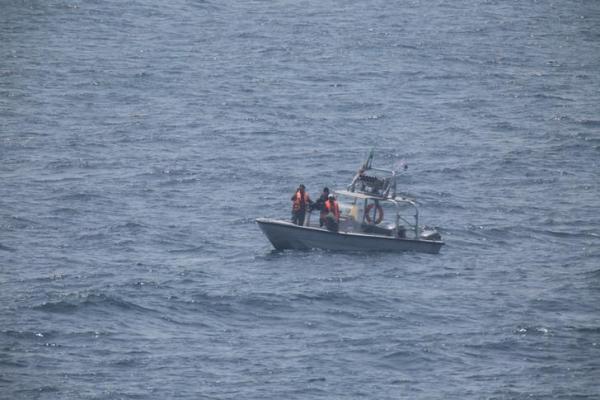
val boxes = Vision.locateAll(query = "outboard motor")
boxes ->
[419,228,442,241]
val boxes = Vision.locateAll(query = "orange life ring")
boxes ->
[365,204,384,224]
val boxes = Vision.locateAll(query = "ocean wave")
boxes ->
[151,167,195,177]
[515,326,552,336]
[1,329,58,340]
[50,207,81,215]
[581,269,600,280]
[33,293,154,315]
[457,223,600,247]
[109,221,147,231]
[158,177,200,186]
[292,291,375,310]
[167,246,208,254]
[77,231,109,241]
[559,325,600,336]
[527,228,600,241]
[1,215,39,230]
[1,329,112,342]
[461,225,515,240]
[0,243,16,252]
[464,338,519,352]
[579,119,600,128]
[379,345,465,372]
[528,298,574,313]
[0,359,28,369]
[55,192,106,202]
[552,115,600,129]
[532,93,575,102]
[231,217,259,225]
[180,290,380,320]
[167,237,223,253]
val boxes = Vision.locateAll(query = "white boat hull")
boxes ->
[256,218,444,254]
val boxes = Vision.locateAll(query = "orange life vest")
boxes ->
[292,190,310,212]
[324,199,340,220]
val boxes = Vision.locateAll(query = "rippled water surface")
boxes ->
[2,0,600,399]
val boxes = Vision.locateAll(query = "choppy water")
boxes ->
[2,0,600,398]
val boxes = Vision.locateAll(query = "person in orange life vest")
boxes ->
[291,184,313,226]
[323,193,340,231]
[312,187,330,227]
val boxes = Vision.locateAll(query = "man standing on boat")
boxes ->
[312,187,330,227]
[323,193,340,232]
[291,184,313,226]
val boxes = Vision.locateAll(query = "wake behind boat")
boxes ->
[256,151,444,254]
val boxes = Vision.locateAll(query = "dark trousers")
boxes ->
[292,210,306,226]
[324,215,339,232]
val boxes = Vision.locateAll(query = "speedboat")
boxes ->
[256,150,444,254]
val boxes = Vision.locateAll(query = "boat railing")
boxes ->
[391,197,419,238]
[302,194,421,239]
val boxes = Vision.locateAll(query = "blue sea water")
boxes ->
[1,0,600,398]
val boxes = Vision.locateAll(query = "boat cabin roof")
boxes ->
[335,189,386,201]
[335,189,415,205]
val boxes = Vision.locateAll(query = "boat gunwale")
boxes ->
[255,217,445,246]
